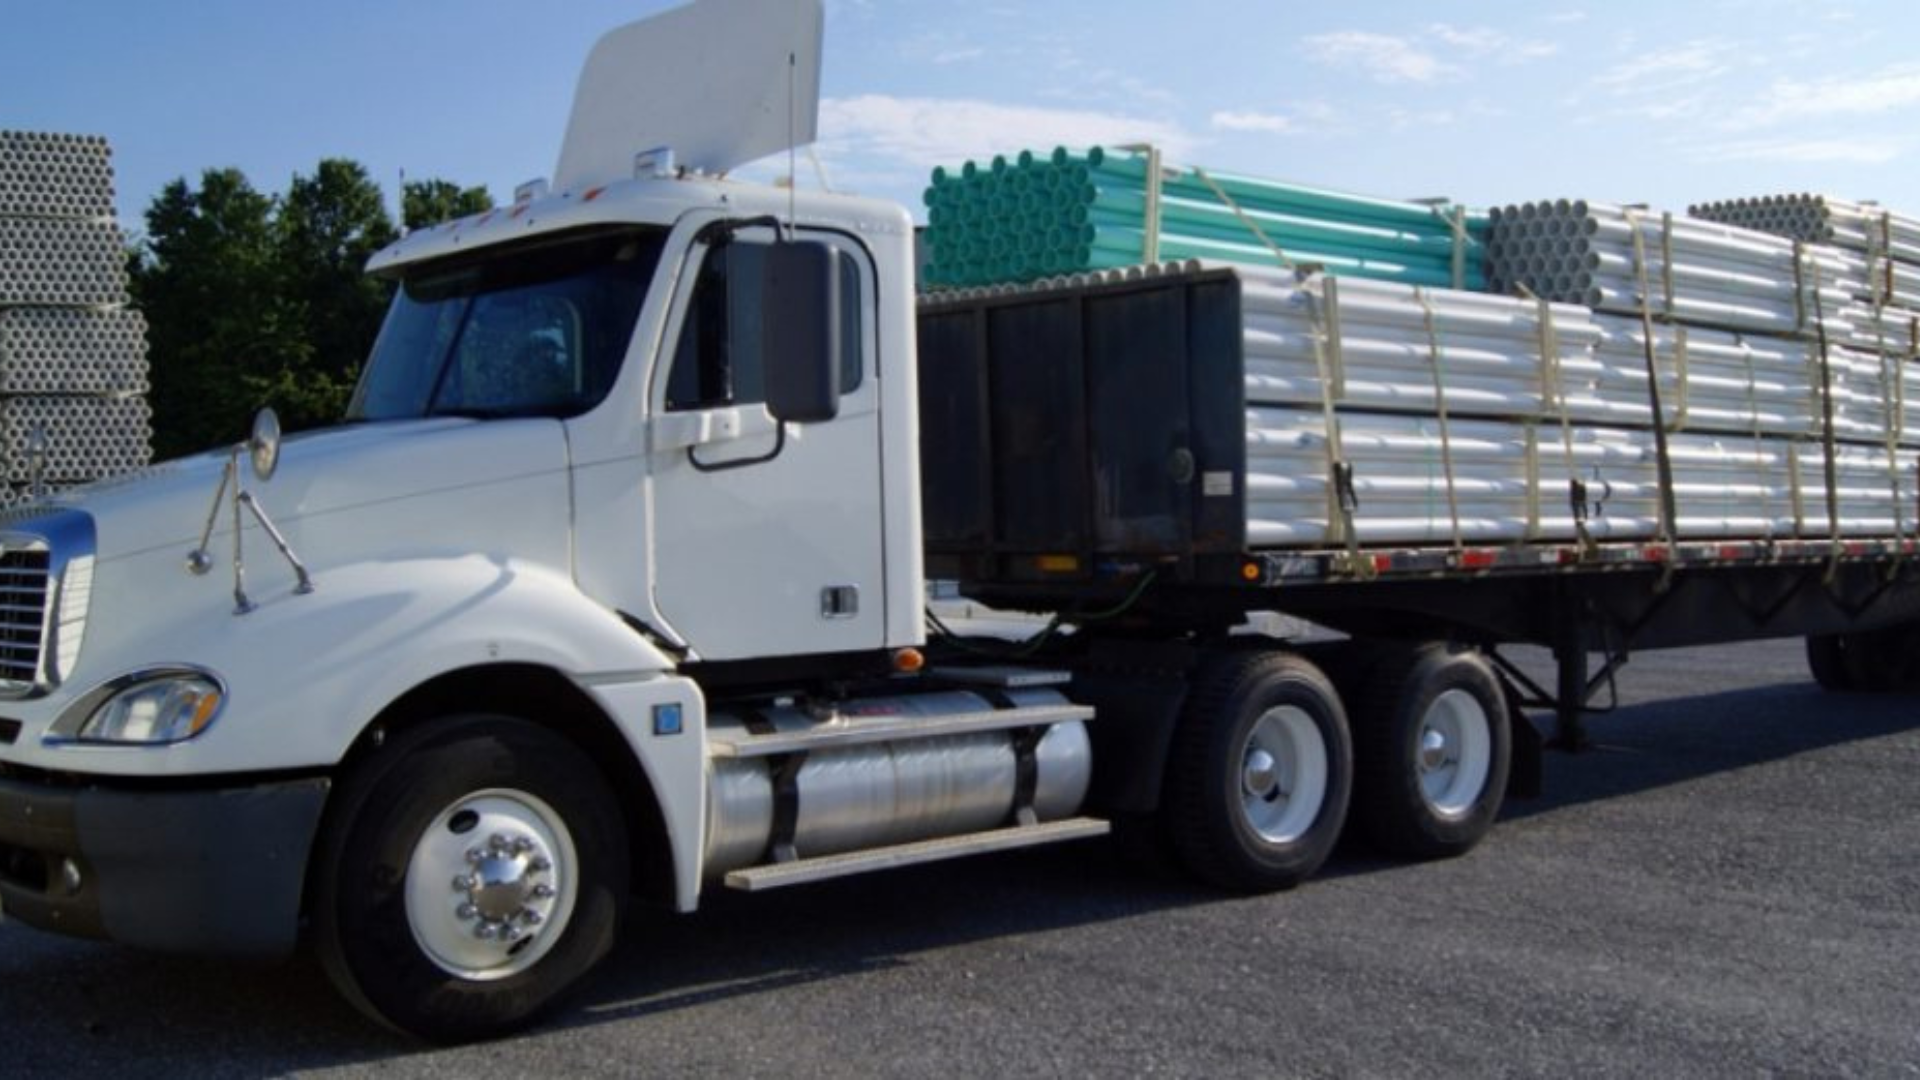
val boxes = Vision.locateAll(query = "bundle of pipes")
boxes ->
[922,145,1487,290]
[1237,267,1919,445]
[0,132,152,497]
[0,131,114,220]
[1689,195,1920,308]
[0,217,129,307]
[933,259,1919,549]
[1485,200,1859,339]
[0,397,153,483]
[0,308,150,394]
[1246,407,1914,548]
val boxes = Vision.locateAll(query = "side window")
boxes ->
[666,237,865,412]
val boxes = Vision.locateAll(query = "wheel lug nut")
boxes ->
[475,922,497,940]
[456,903,478,920]
[452,874,475,892]
[522,910,544,925]
[531,884,555,900]
[465,848,484,864]
[489,833,510,852]
[529,857,552,873]
[512,837,536,855]
[501,925,522,943]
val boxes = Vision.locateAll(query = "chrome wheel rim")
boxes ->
[1417,689,1493,819]
[405,788,578,981]
[1239,705,1329,844]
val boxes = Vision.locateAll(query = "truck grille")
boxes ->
[0,549,50,691]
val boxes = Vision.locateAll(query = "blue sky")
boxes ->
[9,1,1920,236]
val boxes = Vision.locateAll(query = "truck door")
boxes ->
[647,226,885,661]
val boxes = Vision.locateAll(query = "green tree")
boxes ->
[274,158,399,431]
[131,162,498,456]
[403,178,493,230]
[130,168,303,459]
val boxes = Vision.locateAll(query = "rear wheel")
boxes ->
[313,715,628,1043]
[1164,651,1352,892]
[1350,644,1510,859]
[1811,625,1920,693]
[1805,634,1855,691]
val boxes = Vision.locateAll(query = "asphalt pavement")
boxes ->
[5,639,1918,1077]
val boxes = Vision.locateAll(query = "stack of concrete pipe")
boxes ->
[0,131,153,503]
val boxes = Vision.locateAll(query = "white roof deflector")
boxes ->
[554,0,824,192]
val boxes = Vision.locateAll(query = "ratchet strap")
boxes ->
[1734,333,1776,550]
[1414,286,1465,552]
[1625,209,1680,583]
[1809,274,1845,583]
[1305,274,1370,577]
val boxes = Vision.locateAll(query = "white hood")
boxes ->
[38,418,574,566]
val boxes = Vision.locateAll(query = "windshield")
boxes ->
[348,227,667,421]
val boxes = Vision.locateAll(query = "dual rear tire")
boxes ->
[1162,642,1510,892]
[1807,626,1920,692]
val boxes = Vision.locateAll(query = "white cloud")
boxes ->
[1428,23,1559,61]
[1688,136,1904,164]
[1303,25,1558,83]
[1303,31,1457,84]
[1726,63,1920,128]
[816,95,1197,176]
[1211,110,1294,134]
[1592,41,1737,94]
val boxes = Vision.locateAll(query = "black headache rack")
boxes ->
[914,267,1920,650]
[917,268,1251,589]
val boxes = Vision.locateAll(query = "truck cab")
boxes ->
[0,0,1111,1043]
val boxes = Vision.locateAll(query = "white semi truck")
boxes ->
[2,0,1915,1042]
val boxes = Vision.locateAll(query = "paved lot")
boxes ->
[5,639,1918,1077]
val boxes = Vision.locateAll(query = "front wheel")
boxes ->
[313,715,629,1043]
[1164,651,1353,892]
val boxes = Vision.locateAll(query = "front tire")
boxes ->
[313,715,629,1043]
[1164,651,1353,892]
[1350,643,1510,859]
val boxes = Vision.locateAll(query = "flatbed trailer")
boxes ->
[917,263,1920,771]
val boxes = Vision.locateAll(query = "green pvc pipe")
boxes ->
[1084,228,1479,289]
[1080,204,1483,273]
[1086,157,1479,236]
[1085,184,1479,252]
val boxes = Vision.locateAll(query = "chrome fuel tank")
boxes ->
[704,688,1092,877]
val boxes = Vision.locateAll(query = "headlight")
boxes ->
[47,668,227,746]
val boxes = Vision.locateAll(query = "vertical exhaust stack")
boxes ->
[0,131,154,505]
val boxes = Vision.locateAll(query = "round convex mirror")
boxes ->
[249,407,282,481]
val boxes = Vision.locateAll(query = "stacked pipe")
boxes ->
[0,131,153,505]
[922,146,1488,290]
[1246,407,1910,547]
[925,259,1918,549]
[1485,200,1859,338]
[1689,195,1920,309]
